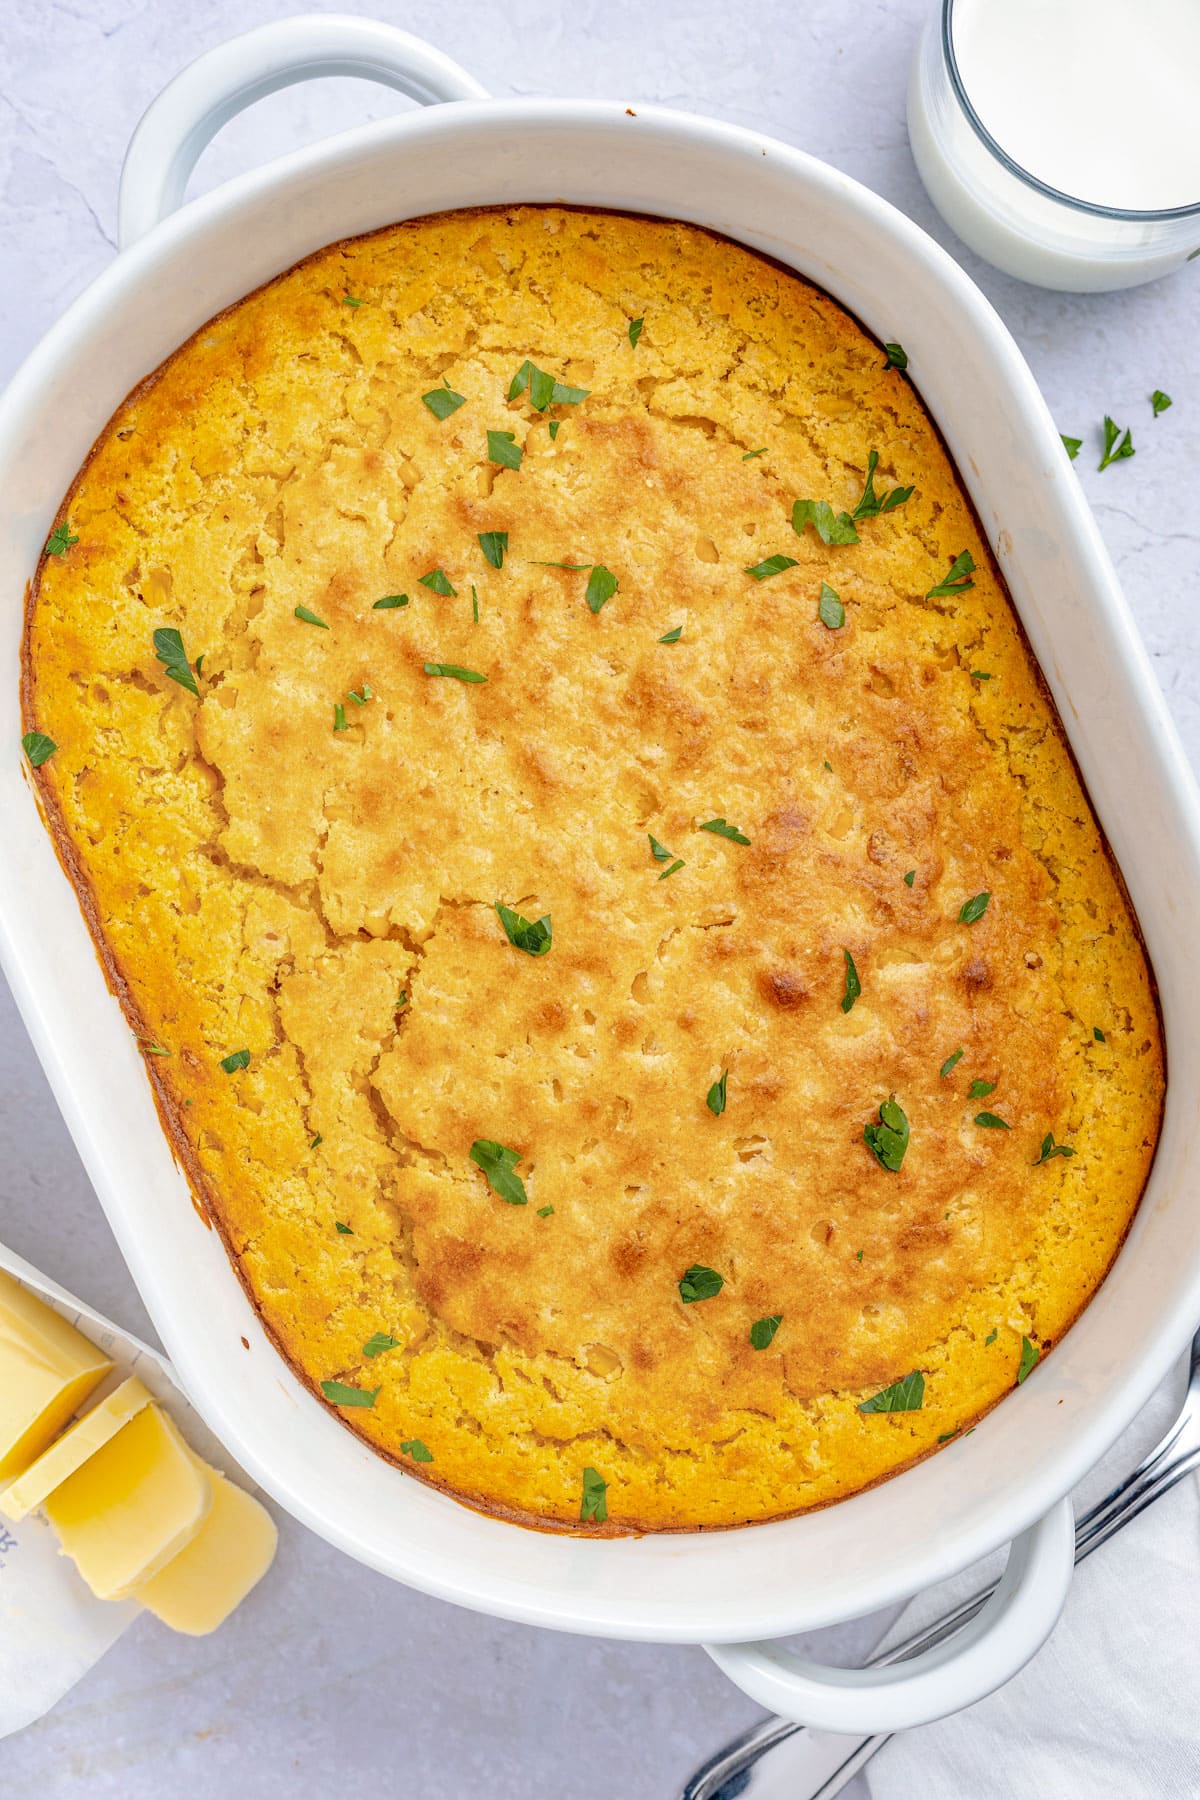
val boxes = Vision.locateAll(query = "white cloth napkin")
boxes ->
[864,1358,1200,1798]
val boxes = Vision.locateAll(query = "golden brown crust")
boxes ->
[23,206,1163,1532]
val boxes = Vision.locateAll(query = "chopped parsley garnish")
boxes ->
[496,901,552,956]
[926,550,976,599]
[220,1049,250,1073]
[858,1370,924,1413]
[342,296,363,308]
[141,1043,170,1056]
[471,584,479,623]
[984,1327,998,1345]
[422,384,467,420]
[586,565,619,613]
[883,342,908,370]
[581,1466,608,1522]
[294,604,328,628]
[937,1430,959,1443]
[1017,1336,1039,1384]
[904,869,916,887]
[967,1079,995,1098]
[487,429,523,470]
[706,1069,728,1116]
[1035,1132,1075,1165]
[395,992,408,1011]
[372,593,410,610]
[970,669,992,681]
[841,949,861,1014]
[742,446,768,460]
[659,859,685,881]
[401,1438,433,1461]
[628,317,644,348]
[310,1134,323,1149]
[549,421,561,441]
[153,627,200,697]
[1061,435,1082,460]
[939,1048,964,1078]
[852,451,914,520]
[648,834,674,862]
[335,1221,353,1234]
[363,1332,401,1358]
[1098,415,1134,470]
[423,663,486,682]
[320,1380,378,1408]
[537,1205,554,1218]
[347,684,373,705]
[791,498,859,546]
[1151,390,1172,417]
[470,1138,528,1205]
[478,531,508,569]
[45,522,80,557]
[420,568,456,597]
[864,1096,909,1171]
[658,624,683,643]
[699,817,750,844]
[750,1315,782,1350]
[818,582,845,629]
[21,731,57,767]
[508,360,590,410]
[1093,1026,1106,1043]
[679,1264,724,1303]
[974,1111,1010,1130]
[333,703,348,731]
[531,561,592,569]
[745,553,798,581]
[958,891,990,924]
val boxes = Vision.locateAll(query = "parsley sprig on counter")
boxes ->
[1061,435,1082,460]
[1151,390,1172,417]
[470,1139,528,1205]
[1098,415,1134,470]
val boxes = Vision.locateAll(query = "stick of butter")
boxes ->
[43,1403,212,1599]
[0,1270,112,1480]
[0,1377,153,1521]
[133,1464,278,1635]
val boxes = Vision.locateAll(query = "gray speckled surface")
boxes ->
[1,3,1196,1795]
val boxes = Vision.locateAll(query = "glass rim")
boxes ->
[941,0,1200,224]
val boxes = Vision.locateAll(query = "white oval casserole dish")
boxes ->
[3,14,1199,1735]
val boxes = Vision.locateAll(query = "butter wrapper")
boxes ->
[0,1241,248,1739]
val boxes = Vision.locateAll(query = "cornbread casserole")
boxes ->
[22,205,1162,1533]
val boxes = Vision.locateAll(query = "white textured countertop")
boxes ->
[2,2,1196,1795]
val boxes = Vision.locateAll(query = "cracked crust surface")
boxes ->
[23,206,1163,1531]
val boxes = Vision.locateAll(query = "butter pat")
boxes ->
[0,1270,112,1480]
[44,1403,211,1598]
[134,1465,277,1634]
[0,1376,153,1521]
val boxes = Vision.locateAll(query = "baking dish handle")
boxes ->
[705,1494,1074,1733]
[117,14,490,250]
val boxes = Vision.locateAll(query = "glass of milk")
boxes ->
[907,0,1200,290]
